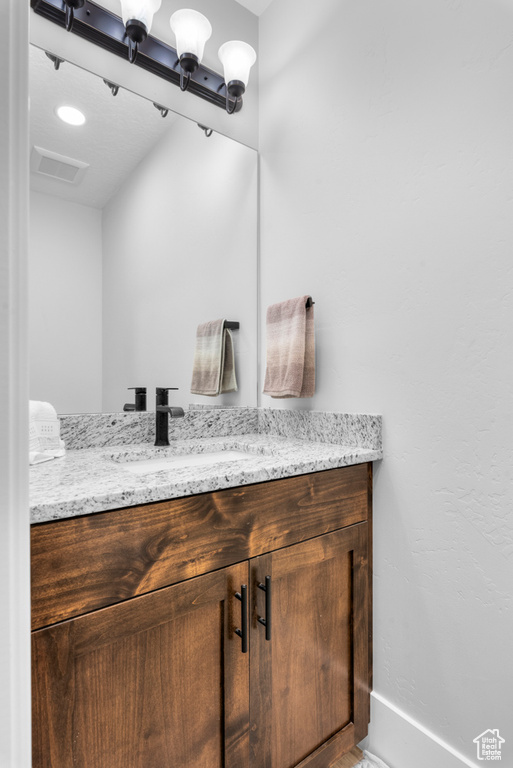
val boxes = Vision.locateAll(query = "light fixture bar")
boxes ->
[31,0,242,113]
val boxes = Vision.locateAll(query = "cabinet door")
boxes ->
[32,562,250,768]
[250,523,369,768]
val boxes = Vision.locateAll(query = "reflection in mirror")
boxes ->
[28,45,258,414]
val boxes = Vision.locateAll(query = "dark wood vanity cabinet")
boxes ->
[31,464,373,768]
[32,562,250,768]
[250,523,370,768]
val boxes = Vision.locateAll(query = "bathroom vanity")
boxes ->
[27,14,380,763]
[30,414,381,768]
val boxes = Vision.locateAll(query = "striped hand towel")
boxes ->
[263,295,315,398]
[191,319,238,396]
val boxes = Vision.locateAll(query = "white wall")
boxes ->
[29,190,103,413]
[0,1,31,765]
[259,1,513,767]
[102,115,258,412]
[30,0,259,150]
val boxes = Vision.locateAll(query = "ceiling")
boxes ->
[92,0,275,19]
[234,0,275,14]
[29,45,181,209]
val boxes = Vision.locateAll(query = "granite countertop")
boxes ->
[30,433,382,524]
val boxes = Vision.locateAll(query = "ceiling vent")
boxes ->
[30,146,89,185]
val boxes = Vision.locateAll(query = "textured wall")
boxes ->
[259,0,513,765]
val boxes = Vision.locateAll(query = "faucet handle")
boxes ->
[156,387,179,406]
[124,387,147,412]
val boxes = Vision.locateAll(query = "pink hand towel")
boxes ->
[263,295,315,398]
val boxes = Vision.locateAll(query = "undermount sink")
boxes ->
[117,449,256,475]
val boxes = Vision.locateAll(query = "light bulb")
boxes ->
[170,9,212,68]
[119,0,162,40]
[218,40,256,91]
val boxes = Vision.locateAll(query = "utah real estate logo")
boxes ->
[473,729,505,761]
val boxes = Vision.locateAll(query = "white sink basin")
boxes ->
[118,449,255,475]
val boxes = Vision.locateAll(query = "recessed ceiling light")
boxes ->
[56,105,86,126]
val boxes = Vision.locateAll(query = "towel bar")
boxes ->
[306,297,315,308]
[225,321,240,330]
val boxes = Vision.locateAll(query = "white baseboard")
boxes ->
[360,692,479,768]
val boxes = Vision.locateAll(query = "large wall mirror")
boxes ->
[28,45,258,414]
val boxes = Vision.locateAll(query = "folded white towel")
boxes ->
[29,400,65,465]
[359,751,392,768]
[29,450,62,466]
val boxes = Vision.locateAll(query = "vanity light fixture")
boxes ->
[218,40,257,114]
[104,79,120,96]
[31,0,256,115]
[197,123,213,138]
[170,9,212,92]
[45,52,65,70]
[56,105,86,126]
[118,0,162,63]
[153,102,169,118]
[61,0,85,32]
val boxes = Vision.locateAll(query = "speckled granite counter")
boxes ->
[30,430,382,524]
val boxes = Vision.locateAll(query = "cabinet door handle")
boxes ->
[257,575,272,642]
[234,585,248,653]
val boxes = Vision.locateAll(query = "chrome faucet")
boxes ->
[155,388,184,446]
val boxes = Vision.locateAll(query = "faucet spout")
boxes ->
[157,406,185,418]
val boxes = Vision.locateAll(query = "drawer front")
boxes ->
[31,464,371,629]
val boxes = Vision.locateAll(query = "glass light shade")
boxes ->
[218,41,256,88]
[170,9,212,62]
[119,0,162,32]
